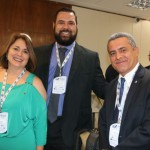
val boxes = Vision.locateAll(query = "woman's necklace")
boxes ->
[0,68,26,112]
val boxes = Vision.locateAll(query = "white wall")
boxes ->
[73,6,150,73]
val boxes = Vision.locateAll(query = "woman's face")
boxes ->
[7,38,29,70]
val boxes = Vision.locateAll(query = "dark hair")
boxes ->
[0,33,36,72]
[54,7,77,24]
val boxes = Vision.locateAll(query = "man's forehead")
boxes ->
[57,12,75,19]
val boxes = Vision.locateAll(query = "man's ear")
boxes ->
[133,47,139,56]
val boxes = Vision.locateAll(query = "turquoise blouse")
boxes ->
[0,73,47,150]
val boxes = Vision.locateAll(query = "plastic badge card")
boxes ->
[0,112,8,133]
[109,123,120,147]
[52,76,67,94]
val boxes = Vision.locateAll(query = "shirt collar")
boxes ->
[118,62,140,87]
[55,42,75,52]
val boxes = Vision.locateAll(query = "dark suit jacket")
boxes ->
[105,64,119,82]
[99,64,150,150]
[34,42,106,147]
[145,65,150,69]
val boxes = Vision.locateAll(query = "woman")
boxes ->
[0,33,47,150]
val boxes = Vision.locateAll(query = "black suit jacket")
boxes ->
[34,42,106,147]
[99,65,150,150]
[105,64,119,82]
[145,65,150,69]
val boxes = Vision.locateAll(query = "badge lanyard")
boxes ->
[116,79,128,123]
[109,80,124,147]
[55,42,75,76]
[0,68,26,112]
[116,81,125,123]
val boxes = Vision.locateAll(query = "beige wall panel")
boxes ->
[139,21,150,66]
[73,6,150,73]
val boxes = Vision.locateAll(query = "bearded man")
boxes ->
[34,7,106,150]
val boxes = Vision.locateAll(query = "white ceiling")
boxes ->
[50,0,150,20]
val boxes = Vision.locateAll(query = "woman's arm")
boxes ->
[33,76,47,100]
[36,146,44,150]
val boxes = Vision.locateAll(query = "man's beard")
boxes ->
[54,29,77,46]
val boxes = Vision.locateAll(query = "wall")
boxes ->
[73,6,150,73]
[1,1,150,72]
[0,0,71,47]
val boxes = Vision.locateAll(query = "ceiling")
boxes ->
[50,0,150,20]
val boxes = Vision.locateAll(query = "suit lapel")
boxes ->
[42,44,53,90]
[108,80,118,124]
[121,65,144,124]
[66,44,83,87]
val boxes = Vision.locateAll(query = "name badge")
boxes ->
[52,76,67,94]
[0,112,8,133]
[109,123,120,147]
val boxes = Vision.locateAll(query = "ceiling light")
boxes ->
[127,0,150,10]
